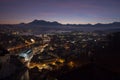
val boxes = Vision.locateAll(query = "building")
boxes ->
[18,49,33,62]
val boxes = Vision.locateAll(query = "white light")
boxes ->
[31,39,35,43]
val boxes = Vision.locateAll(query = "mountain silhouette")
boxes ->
[28,20,62,26]
[0,20,120,34]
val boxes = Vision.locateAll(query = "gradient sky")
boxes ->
[0,0,120,24]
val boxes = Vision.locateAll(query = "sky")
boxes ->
[0,0,120,24]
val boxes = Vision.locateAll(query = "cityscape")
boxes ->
[0,24,120,80]
[0,0,120,80]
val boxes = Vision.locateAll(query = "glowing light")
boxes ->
[68,61,74,68]
[42,64,47,67]
[30,39,35,43]
[52,62,56,65]
[59,59,65,63]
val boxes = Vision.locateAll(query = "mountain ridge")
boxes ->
[31,20,119,26]
[0,20,120,34]
[1,19,120,27]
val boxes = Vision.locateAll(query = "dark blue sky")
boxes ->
[0,0,120,24]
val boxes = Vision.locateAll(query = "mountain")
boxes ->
[1,20,120,27]
[28,20,62,26]
[94,22,120,27]
[0,20,120,34]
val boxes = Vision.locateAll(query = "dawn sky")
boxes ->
[0,0,120,24]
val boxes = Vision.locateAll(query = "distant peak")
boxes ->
[32,19,46,22]
[28,19,61,26]
[112,22,120,24]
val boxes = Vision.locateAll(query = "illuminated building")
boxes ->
[18,49,33,62]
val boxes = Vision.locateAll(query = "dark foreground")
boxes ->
[57,63,120,80]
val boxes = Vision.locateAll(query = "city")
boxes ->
[0,0,120,80]
[0,29,120,80]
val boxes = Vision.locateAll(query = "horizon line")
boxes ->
[0,19,120,25]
